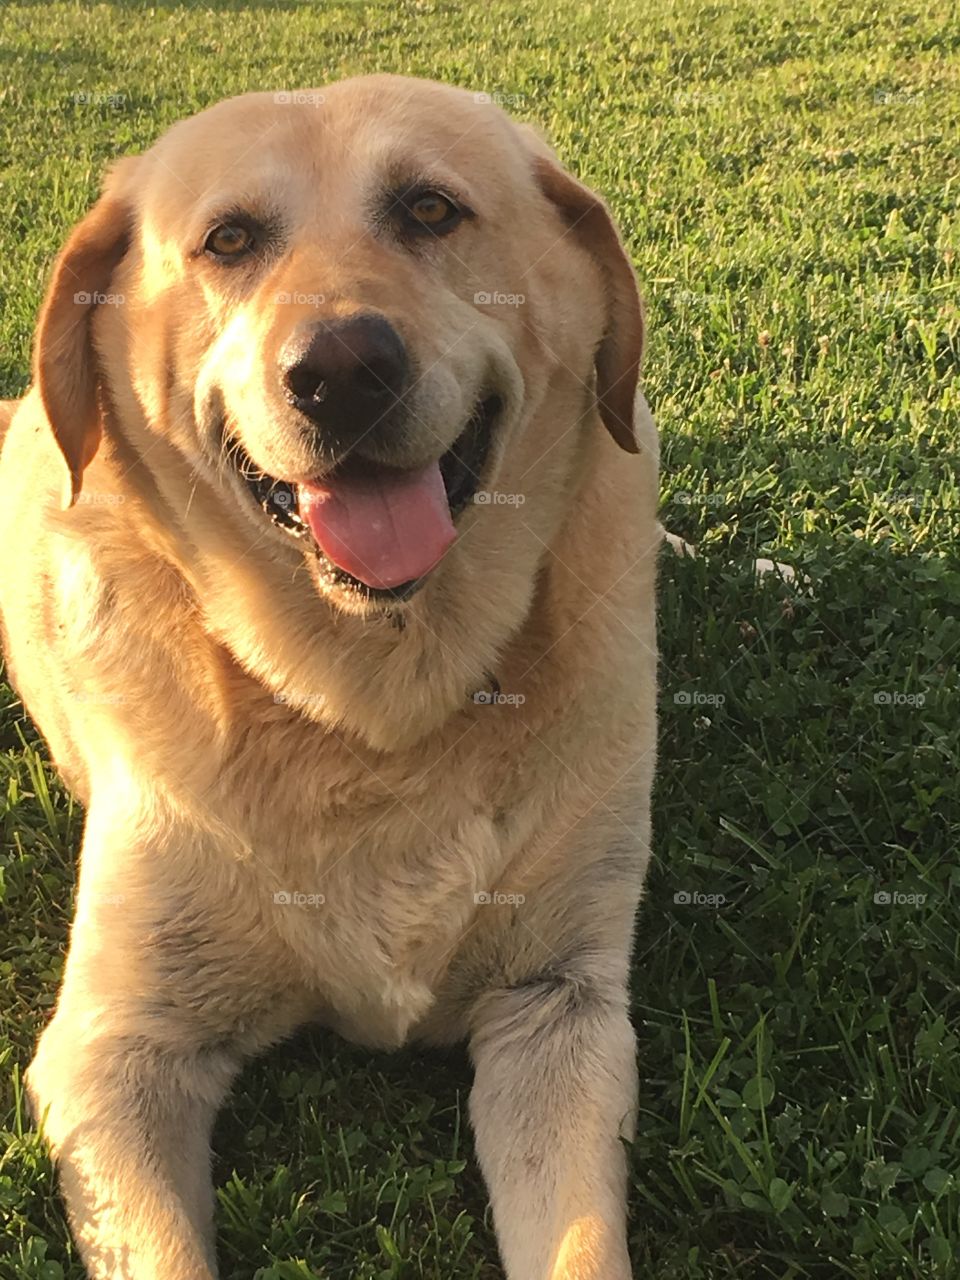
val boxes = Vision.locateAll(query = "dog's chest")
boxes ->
[235,755,506,1046]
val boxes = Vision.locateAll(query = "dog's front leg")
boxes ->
[27,1010,235,1280]
[469,977,637,1280]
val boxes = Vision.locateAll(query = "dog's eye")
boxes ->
[403,191,462,234]
[204,223,257,260]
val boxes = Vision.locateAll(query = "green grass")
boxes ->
[1,0,958,1276]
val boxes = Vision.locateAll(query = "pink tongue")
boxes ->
[299,461,456,589]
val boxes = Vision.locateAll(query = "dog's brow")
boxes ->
[183,196,285,246]
[382,159,480,210]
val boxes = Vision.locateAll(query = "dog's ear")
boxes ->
[523,134,644,453]
[34,161,136,505]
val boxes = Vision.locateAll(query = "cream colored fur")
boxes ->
[0,76,659,1280]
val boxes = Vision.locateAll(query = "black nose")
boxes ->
[279,314,409,452]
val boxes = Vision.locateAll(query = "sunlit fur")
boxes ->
[0,76,659,1280]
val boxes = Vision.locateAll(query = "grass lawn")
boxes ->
[1,0,958,1276]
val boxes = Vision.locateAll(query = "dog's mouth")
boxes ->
[230,394,502,602]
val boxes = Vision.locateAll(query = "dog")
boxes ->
[0,75,659,1280]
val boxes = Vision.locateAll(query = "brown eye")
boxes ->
[405,191,461,233]
[204,223,257,260]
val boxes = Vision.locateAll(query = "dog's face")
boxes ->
[35,76,643,618]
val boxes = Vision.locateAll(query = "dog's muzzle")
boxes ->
[229,391,503,602]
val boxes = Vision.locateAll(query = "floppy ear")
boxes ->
[528,148,644,453]
[34,164,135,504]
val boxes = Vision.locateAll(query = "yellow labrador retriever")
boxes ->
[0,76,659,1280]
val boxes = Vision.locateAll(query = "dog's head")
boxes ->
[33,76,647,744]
[37,77,643,597]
